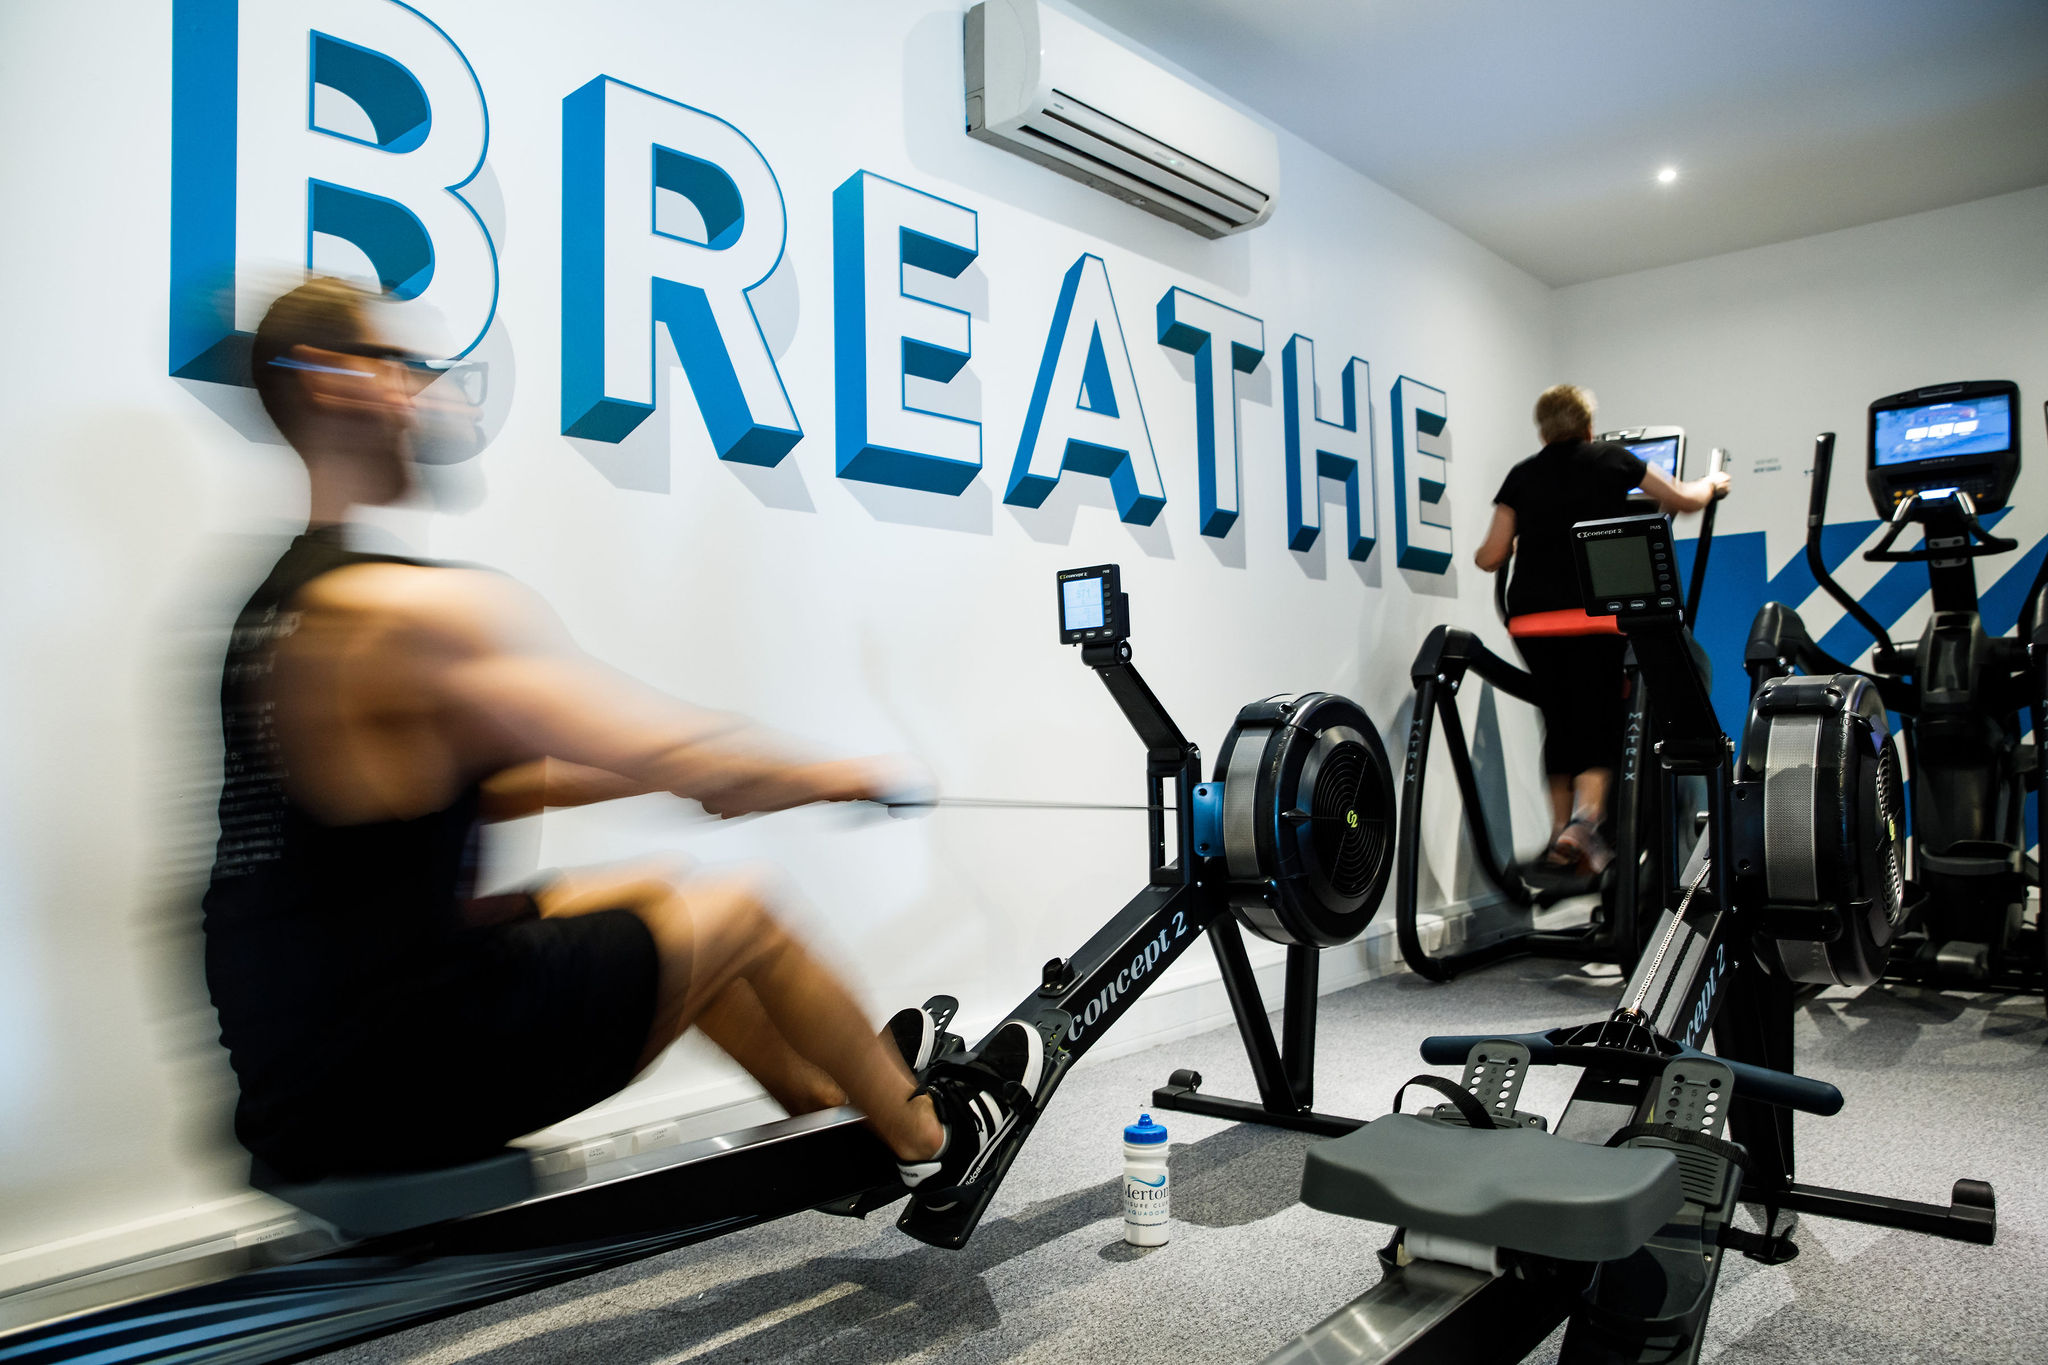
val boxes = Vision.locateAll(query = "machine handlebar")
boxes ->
[1418,1031,1844,1116]
[1803,432,1899,670]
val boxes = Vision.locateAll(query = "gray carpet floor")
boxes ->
[327,962,2048,1365]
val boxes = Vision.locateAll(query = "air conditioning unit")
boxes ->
[964,0,1280,237]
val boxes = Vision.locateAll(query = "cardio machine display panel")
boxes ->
[1056,563,1128,645]
[1572,515,1683,617]
[1598,425,1685,501]
[1865,380,2020,514]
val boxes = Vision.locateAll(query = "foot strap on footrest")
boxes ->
[1719,1223,1800,1265]
[1603,1123,1752,1180]
[1394,1040,1537,1131]
[1393,1074,1501,1130]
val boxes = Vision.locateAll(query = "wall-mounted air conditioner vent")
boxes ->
[964,0,1280,238]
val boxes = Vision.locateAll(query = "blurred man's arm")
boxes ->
[478,760,658,820]
[355,567,888,816]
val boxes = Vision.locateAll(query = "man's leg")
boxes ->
[1571,767,1613,829]
[1547,775,1574,839]
[694,981,848,1116]
[536,864,942,1163]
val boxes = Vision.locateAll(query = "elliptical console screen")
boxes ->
[1865,380,2020,515]
[1626,436,1681,483]
[1599,426,1684,499]
[1873,394,2012,466]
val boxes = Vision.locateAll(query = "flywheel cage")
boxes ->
[1214,692,1396,948]
[1735,672,1908,987]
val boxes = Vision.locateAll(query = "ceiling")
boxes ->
[1068,0,2048,286]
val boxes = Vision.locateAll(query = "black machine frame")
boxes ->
[1270,516,1995,1365]
[0,570,1385,1364]
[1393,446,1725,981]
[1745,413,2047,997]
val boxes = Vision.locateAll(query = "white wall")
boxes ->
[0,0,1558,1280]
[1556,185,2048,726]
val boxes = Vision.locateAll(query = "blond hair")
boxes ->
[1534,384,1596,444]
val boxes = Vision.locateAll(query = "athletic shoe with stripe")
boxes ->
[885,994,960,1074]
[896,1018,1046,1199]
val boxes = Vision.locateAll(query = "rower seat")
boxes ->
[251,1149,535,1237]
[1302,1115,1685,1263]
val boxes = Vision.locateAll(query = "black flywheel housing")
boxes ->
[1213,692,1396,947]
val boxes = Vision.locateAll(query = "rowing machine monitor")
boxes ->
[1056,563,1128,649]
[1572,514,1684,619]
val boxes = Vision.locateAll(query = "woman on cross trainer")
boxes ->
[1473,384,1729,875]
[201,276,1035,1197]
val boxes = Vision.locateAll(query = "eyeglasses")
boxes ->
[269,344,484,400]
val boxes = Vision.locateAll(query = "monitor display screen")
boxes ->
[1062,576,1105,631]
[1626,436,1681,482]
[1583,536,1657,598]
[1874,394,2012,466]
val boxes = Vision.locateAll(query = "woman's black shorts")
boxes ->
[1514,634,1630,777]
[237,900,660,1180]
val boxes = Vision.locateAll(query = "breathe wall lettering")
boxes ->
[168,0,1452,569]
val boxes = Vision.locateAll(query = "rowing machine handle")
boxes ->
[1418,1033,1844,1115]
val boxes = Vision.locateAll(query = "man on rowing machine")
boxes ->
[1473,384,1728,875]
[201,277,1036,1198]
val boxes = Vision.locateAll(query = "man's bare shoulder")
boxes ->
[293,561,557,654]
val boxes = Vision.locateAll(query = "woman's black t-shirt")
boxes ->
[1494,440,1650,616]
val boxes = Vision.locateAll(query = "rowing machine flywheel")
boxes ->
[1733,673,1907,987]
[1214,692,1395,947]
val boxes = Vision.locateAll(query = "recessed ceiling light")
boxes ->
[1657,166,1679,185]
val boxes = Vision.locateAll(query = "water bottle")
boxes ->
[1122,1113,1169,1246]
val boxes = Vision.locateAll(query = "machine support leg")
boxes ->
[1209,919,1297,1112]
[1283,944,1319,1110]
[1713,968,1798,1198]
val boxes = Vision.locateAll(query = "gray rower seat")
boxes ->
[251,1149,535,1237]
[1302,1115,1685,1264]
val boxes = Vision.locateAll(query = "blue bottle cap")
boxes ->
[1124,1113,1168,1144]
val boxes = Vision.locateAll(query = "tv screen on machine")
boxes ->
[1874,394,2012,467]
[1062,576,1105,631]
[1624,436,1679,495]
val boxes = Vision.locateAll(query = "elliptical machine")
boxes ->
[1395,433,1724,980]
[1746,382,2046,996]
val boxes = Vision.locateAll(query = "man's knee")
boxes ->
[651,870,791,972]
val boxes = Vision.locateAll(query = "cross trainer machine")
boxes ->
[1745,384,2045,995]
[1395,434,1725,980]
[1267,512,1994,1365]
[0,563,1396,1365]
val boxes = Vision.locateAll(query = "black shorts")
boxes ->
[1514,635,1630,777]
[239,901,660,1179]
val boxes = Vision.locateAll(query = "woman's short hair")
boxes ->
[251,276,371,442]
[1534,384,1597,444]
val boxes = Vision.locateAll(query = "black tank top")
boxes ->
[202,528,484,1107]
